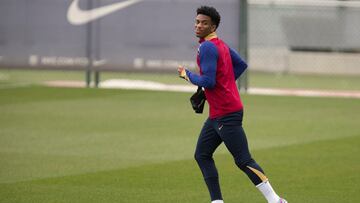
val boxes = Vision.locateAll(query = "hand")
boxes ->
[178,65,189,81]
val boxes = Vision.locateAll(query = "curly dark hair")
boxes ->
[196,6,221,30]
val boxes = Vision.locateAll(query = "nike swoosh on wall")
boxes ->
[67,0,142,25]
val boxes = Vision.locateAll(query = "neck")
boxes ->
[199,32,217,43]
[204,32,217,40]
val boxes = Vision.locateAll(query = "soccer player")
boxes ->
[178,6,287,203]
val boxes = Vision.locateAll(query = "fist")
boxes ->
[178,66,189,81]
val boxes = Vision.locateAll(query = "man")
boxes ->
[178,6,287,203]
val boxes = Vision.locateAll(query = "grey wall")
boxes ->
[0,0,239,71]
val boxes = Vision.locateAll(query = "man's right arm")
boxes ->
[179,41,218,89]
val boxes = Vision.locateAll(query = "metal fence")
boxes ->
[248,0,360,75]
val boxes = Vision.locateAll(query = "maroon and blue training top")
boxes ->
[185,33,248,119]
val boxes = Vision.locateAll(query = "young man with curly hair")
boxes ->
[178,6,287,203]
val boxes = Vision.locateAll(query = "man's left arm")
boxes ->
[229,48,248,80]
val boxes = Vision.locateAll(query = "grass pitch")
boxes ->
[0,86,359,203]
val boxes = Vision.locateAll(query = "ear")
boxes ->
[211,24,216,32]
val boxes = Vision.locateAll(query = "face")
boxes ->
[195,14,216,38]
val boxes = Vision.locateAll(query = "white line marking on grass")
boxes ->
[43,79,360,99]
[44,80,86,88]
[248,87,360,99]
[100,79,197,92]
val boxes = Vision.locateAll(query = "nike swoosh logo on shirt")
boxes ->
[218,124,223,131]
[67,0,142,25]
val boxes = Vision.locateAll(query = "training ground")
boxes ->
[0,71,359,202]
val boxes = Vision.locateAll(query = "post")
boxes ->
[94,71,100,88]
[238,0,249,92]
[94,0,101,88]
[85,0,93,87]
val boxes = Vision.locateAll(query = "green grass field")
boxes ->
[0,84,359,202]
